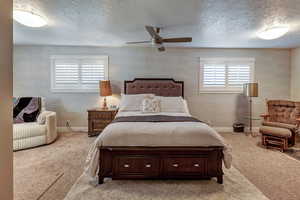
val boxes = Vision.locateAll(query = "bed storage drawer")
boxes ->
[163,156,208,176]
[99,147,224,184]
[113,156,159,178]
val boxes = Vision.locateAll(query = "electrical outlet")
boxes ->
[66,120,70,127]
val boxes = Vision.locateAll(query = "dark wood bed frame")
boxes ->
[98,78,224,184]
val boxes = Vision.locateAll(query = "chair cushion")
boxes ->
[262,121,297,131]
[259,126,292,138]
[13,122,46,140]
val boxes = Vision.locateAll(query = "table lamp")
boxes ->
[100,80,112,110]
[244,83,258,134]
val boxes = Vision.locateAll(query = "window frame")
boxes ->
[50,55,109,93]
[199,57,255,94]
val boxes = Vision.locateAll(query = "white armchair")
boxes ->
[13,98,58,151]
[45,111,57,144]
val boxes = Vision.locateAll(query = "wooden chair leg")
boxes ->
[262,135,266,146]
[98,176,104,184]
[289,132,296,146]
[283,138,288,152]
[217,175,223,184]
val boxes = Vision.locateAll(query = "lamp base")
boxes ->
[101,106,109,110]
[101,97,108,110]
[245,131,259,137]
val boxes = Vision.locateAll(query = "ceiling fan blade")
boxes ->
[145,26,162,40]
[158,46,165,52]
[126,41,152,44]
[162,37,192,43]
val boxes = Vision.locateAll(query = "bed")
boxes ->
[85,78,232,184]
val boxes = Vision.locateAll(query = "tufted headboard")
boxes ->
[124,78,184,97]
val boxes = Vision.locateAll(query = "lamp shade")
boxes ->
[100,80,112,96]
[244,83,258,97]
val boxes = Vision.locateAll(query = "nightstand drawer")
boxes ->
[91,120,111,130]
[87,109,117,137]
[89,112,113,120]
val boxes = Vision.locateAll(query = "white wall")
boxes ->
[291,48,300,100]
[14,46,291,128]
[0,0,13,199]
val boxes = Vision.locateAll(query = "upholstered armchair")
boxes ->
[13,98,58,151]
[259,100,300,151]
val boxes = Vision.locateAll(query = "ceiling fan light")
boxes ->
[13,10,47,27]
[257,26,289,40]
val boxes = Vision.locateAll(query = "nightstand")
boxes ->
[87,108,117,137]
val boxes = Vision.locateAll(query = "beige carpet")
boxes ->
[14,132,94,200]
[284,135,300,161]
[64,167,269,200]
[221,133,300,200]
[14,132,300,200]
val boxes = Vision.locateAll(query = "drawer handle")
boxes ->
[145,164,152,168]
[194,164,200,167]
[172,163,179,168]
[123,164,130,168]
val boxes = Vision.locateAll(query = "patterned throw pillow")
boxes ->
[13,97,41,123]
[119,94,155,111]
[142,97,161,113]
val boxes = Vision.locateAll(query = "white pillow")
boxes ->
[119,94,155,111]
[142,96,161,113]
[157,96,186,113]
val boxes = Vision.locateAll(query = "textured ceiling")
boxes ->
[13,0,300,48]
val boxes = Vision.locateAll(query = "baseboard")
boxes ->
[244,127,260,132]
[58,126,260,133]
[213,126,260,133]
[213,127,233,132]
[57,127,88,132]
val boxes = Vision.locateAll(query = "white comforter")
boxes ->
[85,111,232,178]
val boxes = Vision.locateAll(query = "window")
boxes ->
[51,55,108,92]
[199,58,255,93]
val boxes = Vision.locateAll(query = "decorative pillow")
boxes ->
[37,111,52,124]
[142,97,161,113]
[119,94,155,111]
[13,97,41,123]
[157,96,186,113]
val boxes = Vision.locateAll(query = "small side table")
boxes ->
[87,108,117,137]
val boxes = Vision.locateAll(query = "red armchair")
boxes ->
[259,100,300,151]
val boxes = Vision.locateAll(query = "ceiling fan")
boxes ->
[126,26,192,52]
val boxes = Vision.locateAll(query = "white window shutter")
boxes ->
[81,63,106,89]
[200,58,255,93]
[51,56,109,92]
[81,59,107,89]
[53,59,80,89]
[203,64,226,87]
[227,65,251,87]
